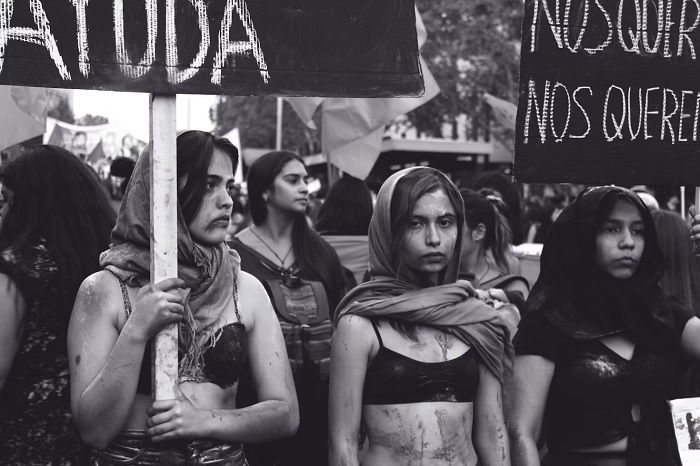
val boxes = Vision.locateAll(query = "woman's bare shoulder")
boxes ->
[236,270,273,324]
[237,270,266,294]
[73,270,124,320]
[336,313,374,335]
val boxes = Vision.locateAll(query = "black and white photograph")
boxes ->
[1,0,700,465]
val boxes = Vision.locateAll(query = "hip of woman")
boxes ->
[98,382,244,466]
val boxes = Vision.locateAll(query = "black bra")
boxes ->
[115,276,248,394]
[362,319,479,405]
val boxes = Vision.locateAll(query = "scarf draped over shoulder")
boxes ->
[335,167,512,384]
[99,146,241,382]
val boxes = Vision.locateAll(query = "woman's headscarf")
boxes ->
[526,185,681,349]
[335,167,512,383]
[99,146,241,381]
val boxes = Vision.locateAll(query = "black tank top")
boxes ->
[362,319,479,404]
[115,276,248,394]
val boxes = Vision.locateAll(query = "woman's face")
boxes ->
[460,222,484,260]
[186,148,235,246]
[266,159,309,215]
[594,199,645,279]
[400,188,458,284]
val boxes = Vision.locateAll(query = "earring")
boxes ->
[262,194,269,202]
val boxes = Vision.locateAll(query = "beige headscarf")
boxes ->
[99,146,241,382]
[335,167,513,383]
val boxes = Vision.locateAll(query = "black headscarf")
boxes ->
[526,186,680,350]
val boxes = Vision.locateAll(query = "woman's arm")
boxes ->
[680,317,700,360]
[329,315,373,466]
[68,272,185,449]
[0,274,26,391]
[508,355,555,466]
[473,362,510,466]
[146,272,299,443]
[503,278,530,302]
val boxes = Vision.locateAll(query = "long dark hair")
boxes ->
[470,171,523,244]
[652,210,700,313]
[176,130,239,225]
[315,175,373,235]
[0,145,115,298]
[390,169,464,287]
[247,151,348,310]
[460,188,513,274]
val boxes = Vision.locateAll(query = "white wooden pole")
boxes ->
[681,186,686,221]
[695,187,700,256]
[276,97,283,151]
[149,93,179,400]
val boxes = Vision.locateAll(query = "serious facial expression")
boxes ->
[594,199,646,279]
[400,188,458,285]
[186,148,235,246]
[266,160,309,215]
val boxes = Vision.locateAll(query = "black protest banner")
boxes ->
[514,0,700,185]
[0,0,423,97]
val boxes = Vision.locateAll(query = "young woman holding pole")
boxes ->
[68,131,298,465]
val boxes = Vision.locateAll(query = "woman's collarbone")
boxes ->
[379,323,470,362]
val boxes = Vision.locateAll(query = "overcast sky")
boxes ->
[72,90,218,141]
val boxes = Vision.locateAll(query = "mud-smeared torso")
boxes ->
[362,402,476,465]
[360,320,481,466]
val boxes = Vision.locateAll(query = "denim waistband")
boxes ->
[94,430,247,466]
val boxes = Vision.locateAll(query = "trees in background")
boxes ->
[213,1,523,152]
[411,0,521,143]
[212,95,320,155]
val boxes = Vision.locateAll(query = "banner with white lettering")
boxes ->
[0,0,423,97]
[514,0,700,185]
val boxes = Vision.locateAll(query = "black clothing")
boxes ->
[116,276,248,394]
[363,319,479,404]
[516,312,692,454]
[0,241,86,464]
[518,186,696,465]
[229,237,354,466]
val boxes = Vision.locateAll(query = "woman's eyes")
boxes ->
[408,219,454,228]
[284,176,307,185]
[601,225,645,235]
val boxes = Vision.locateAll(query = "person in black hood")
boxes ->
[510,186,700,466]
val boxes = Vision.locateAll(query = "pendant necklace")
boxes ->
[249,226,293,269]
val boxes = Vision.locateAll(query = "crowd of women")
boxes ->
[3,130,700,466]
